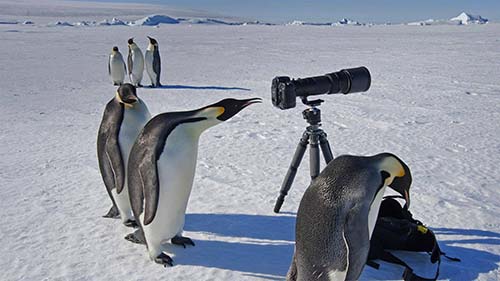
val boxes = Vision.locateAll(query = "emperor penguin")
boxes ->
[127,38,144,87]
[145,36,161,88]
[287,153,412,281]
[108,46,127,86]
[126,97,261,266]
[97,83,151,226]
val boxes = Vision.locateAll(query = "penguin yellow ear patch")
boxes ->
[201,106,225,117]
[115,91,123,103]
[216,107,225,116]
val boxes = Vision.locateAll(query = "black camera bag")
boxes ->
[367,196,460,281]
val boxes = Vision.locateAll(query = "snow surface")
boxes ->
[1,1,500,281]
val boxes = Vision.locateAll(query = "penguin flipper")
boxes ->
[153,50,161,85]
[139,161,160,226]
[108,58,111,75]
[344,203,371,280]
[127,51,133,75]
[97,100,124,210]
[105,135,125,194]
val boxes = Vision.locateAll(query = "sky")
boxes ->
[89,0,500,23]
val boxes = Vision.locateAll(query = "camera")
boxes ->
[271,66,371,109]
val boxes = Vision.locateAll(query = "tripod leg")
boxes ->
[274,131,309,213]
[309,133,320,179]
[319,132,334,164]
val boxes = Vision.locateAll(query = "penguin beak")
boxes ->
[213,97,262,121]
[241,97,262,108]
[388,163,412,208]
[123,96,138,105]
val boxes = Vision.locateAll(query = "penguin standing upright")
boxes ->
[145,36,161,88]
[127,38,144,87]
[287,153,412,281]
[126,98,261,266]
[97,83,151,226]
[108,46,127,86]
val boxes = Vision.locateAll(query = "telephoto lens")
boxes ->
[271,66,371,110]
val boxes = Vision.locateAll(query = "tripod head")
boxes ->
[301,96,323,127]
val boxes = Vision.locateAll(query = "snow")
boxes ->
[1,1,500,281]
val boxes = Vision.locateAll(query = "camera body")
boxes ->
[271,66,371,110]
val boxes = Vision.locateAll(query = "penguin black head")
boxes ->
[116,83,139,106]
[147,36,158,45]
[112,46,119,52]
[206,98,262,121]
[128,38,134,45]
[378,153,412,207]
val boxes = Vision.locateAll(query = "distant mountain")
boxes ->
[131,15,179,26]
[450,12,488,25]
[406,12,488,26]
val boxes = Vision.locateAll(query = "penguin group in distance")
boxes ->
[287,153,412,281]
[108,36,162,88]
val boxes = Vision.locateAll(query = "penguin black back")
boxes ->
[288,153,411,281]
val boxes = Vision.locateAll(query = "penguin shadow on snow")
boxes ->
[169,213,296,279]
[147,84,251,91]
[431,227,500,280]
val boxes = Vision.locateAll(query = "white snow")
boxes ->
[1,1,499,281]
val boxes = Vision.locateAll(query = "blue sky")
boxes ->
[93,0,499,23]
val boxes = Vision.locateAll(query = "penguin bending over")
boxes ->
[108,46,127,86]
[145,36,161,88]
[97,83,151,226]
[127,38,144,87]
[126,98,261,266]
[287,153,412,281]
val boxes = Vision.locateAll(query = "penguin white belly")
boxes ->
[130,51,144,85]
[368,186,386,239]
[142,125,199,258]
[110,56,125,84]
[115,101,151,222]
[144,50,157,85]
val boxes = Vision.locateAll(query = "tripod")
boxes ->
[273,98,334,213]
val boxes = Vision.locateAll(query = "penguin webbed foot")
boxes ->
[124,229,146,244]
[171,236,195,248]
[155,253,173,267]
[124,219,138,228]
[102,205,120,219]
